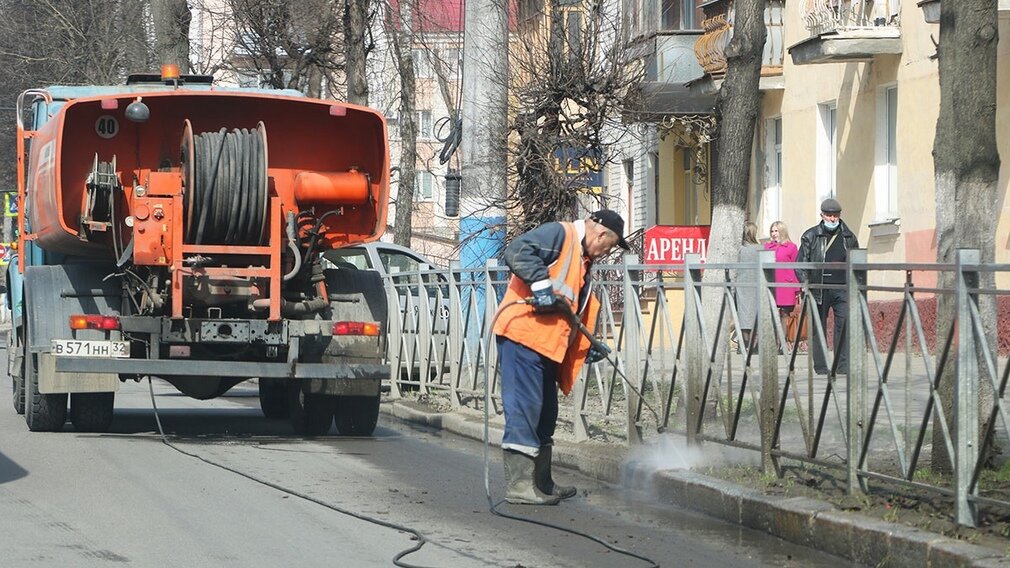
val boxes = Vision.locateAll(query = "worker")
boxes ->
[493,209,630,505]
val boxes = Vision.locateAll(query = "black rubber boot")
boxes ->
[503,449,561,505]
[534,444,577,499]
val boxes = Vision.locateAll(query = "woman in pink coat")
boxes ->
[765,221,800,334]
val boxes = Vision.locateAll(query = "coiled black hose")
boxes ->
[185,125,268,245]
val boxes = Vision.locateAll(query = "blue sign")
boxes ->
[553,147,603,194]
[4,193,17,217]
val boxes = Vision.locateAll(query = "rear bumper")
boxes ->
[54,357,389,380]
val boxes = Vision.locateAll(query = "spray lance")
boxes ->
[523,297,667,434]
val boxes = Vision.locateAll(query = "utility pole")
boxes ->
[459,0,508,267]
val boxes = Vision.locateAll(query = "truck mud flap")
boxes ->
[53,358,389,381]
[39,353,119,394]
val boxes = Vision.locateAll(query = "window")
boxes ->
[817,102,837,203]
[413,49,432,79]
[380,251,420,275]
[417,110,432,139]
[873,86,899,220]
[764,117,783,229]
[415,171,434,200]
[623,159,634,230]
[322,248,370,270]
[661,0,700,31]
[565,11,583,56]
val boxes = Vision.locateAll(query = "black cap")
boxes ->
[820,198,842,214]
[590,209,630,251]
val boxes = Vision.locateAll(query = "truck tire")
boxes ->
[258,378,288,419]
[287,383,334,436]
[24,323,67,432]
[10,327,25,415]
[69,393,115,432]
[334,394,380,436]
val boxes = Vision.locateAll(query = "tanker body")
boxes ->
[7,72,391,435]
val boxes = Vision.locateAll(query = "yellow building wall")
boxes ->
[657,137,712,226]
[762,4,1010,288]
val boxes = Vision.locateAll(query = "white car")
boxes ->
[322,243,451,385]
[322,242,450,320]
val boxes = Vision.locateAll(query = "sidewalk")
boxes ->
[381,394,1010,568]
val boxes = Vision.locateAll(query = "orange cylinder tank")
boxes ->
[293,170,370,205]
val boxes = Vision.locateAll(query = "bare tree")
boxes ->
[503,0,643,237]
[931,0,1000,474]
[151,0,192,71]
[0,0,155,191]
[702,0,766,276]
[200,0,345,96]
[386,0,418,246]
[344,0,375,105]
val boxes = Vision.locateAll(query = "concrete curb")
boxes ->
[381,399,1010,567]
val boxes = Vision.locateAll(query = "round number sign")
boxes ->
[95,115,119,139]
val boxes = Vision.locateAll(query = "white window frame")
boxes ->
[874,85,899,221]
[415,170,434,201]
[412,49,432,79]
[764,116,783,231]
[417,110,432,140]
[816,102,837,207]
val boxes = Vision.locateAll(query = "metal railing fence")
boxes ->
[381,249,1009,527]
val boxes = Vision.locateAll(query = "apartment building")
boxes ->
[622,0,1010,279]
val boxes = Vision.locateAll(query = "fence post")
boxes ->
[684,253,703,446]
[846,249,867,494]
[385,272,403,399]
[448,261,463,410]
[417,265,433,394]
[623,254,643,445]
[955,248,980,527]
[483,260,500,412]
[757,250,778,474]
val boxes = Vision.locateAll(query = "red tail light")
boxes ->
[332,321,381,336]
[69,315,121,330]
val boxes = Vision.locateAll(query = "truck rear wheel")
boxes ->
[24,325,67,432]
[287,384,334,436]
[70,393,115,432]
[10,327,25,415]
[258,378,288,419]
[334,394,380,436]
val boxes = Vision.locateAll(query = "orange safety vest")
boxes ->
[493,222,601,395]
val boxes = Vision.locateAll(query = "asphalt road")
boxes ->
[0,378,860,567]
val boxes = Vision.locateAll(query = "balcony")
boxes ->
[788,0,903,65]
[622,1,716,118]
[690,0,785,91]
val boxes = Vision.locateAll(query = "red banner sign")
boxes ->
[643,225,710,265]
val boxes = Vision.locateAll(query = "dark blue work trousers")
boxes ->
[496,335,558,456]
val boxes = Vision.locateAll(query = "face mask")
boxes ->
[823,220,839,231]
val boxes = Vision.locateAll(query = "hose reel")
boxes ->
[180,120,269,245]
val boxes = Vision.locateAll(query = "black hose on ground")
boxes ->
[483,300,661,568]
[145,378,437,568]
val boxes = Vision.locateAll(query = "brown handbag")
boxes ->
[785,304,808,343]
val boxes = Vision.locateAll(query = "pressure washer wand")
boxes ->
[526,297,667,433]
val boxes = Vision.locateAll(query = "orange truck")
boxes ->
[7,69,390,435]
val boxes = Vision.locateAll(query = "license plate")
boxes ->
[51,339,130,358]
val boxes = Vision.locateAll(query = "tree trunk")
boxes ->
[344,0,370,105]
[931,0,1000,474]
[151,0,192,72]
[700,0,766,354]
[390,0,417,246]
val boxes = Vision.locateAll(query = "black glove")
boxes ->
[530,285,561,313]
[586,343,611,364]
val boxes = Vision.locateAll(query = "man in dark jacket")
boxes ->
[797,198,859,375]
